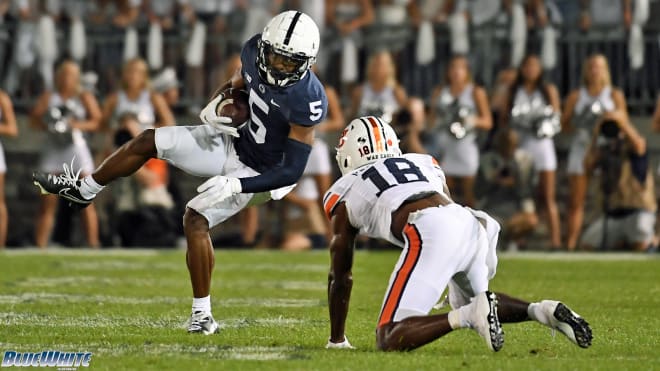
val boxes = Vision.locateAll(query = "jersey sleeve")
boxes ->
[240,35,260,76]
[406,153,446,182]
[323,177,350,219]
[289,77,328,127]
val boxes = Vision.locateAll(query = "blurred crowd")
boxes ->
[0,0,659,252]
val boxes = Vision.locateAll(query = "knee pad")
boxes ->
[154,127,176,155]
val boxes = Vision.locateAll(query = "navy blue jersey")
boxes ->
[233,34,328,173]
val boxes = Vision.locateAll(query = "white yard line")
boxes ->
[0,293,321,308]
[16,276,184,288]
[498,251,659,261]
[60,261,182,271]
[16,277,324,292]
[0,312,306,330]
[220,263,328,272]
[0,293,184,305]
[2,248,655,262]
[0,248,162,256]
[222,298,322,308]
[231,280,326,291]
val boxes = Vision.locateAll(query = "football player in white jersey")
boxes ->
[324,116,593,351]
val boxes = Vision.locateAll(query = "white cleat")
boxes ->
[187,311,219,335]
[466,291,504,352]
[542,300,593,348]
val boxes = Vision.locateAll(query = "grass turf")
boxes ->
[0,249,658,370]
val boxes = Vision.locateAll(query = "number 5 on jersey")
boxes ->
[249,90,324,143]
[309,100,323,121]
[248,89,269,144]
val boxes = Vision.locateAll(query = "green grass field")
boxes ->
[0,249,658,370]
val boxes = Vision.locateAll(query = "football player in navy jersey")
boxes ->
[33,10,328,335]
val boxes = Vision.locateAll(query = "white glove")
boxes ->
[199,93,239,137]
[325,336,355,349]
[189,176,242,209]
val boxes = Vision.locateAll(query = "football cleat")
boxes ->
[32,160,93,209]
[544,301,593,348]
[187,311,219,335]
[467,291,504,352]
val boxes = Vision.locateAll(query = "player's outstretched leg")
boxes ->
[183,208,219,335]
[376,291,503,352]
[376,313,453,351]
[496,293,593,348]
[33,129,157,207]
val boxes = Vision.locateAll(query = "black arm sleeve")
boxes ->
[239,138,312,193]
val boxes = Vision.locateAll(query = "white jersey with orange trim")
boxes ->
[324,153,449,247]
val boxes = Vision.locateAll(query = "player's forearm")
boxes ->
[328,233,354,342]
[328,271,352,342]
[239,138,312,193]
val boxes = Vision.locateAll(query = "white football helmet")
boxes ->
[336,116,402,175]
[257,11,320,87]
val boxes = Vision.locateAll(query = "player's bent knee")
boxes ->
[127,128,157,157]
[183,208,210,234]
[375,323,401,352]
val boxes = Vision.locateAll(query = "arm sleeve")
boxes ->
[239,138,312,193]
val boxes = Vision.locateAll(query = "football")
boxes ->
[216,88,250,125]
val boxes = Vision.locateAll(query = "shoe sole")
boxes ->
[33,180,51,195]
[33,179,90,209]
[188,320,219,335]
[202,322,219,335]
[485,291,505,352]
[553,303,593,348]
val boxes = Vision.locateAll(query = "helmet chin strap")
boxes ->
[267,68,309,87]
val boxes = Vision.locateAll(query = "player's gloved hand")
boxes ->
[199,94,239,138]
[189,176,242,208]
[325,336,355,349]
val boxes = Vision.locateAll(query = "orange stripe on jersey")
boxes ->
[378,223,423,327]
[431,157,440,166]
[324,193,341,219]
[367,116,384,152]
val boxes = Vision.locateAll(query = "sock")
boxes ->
[192,295,211,314]
[448,304,470,330]
[78,175,104,200]
[527,301,554,327]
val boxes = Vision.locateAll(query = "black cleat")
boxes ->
[549,302,593,348]
[32,162,93,209]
